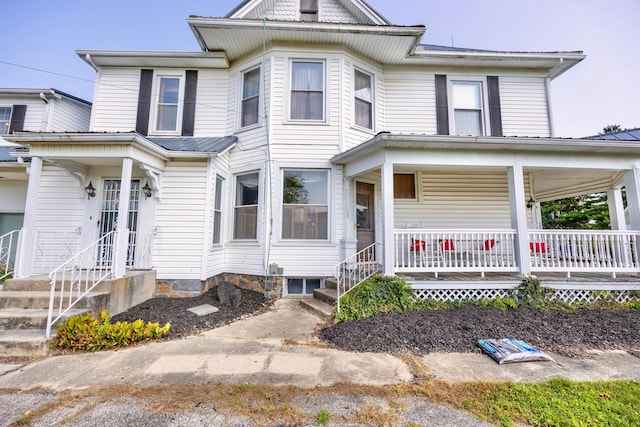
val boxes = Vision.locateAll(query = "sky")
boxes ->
[1,0,638,137]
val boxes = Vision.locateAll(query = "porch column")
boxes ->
[113,158,133,278]
[507,165,531,275]
[340,175,357,261]
[15,156,42,278]
[624,169,640,230]
[381,161,395,275]
[607,188,626,231]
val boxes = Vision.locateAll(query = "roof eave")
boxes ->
[76,50,230,68]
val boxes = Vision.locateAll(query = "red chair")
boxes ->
[411,238,427,252]
[439,238,455,251]
[483,239,496,251]
[529,242,547,253]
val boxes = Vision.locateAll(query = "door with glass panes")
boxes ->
[98,180,140,266]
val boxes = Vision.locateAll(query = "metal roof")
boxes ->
[585,128,640,141]
[0,88,91,105]
[0,147,15,162]
[145,136,237,153]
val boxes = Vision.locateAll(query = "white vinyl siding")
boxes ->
[383,72,437,134]
[154,162,208,279]
[194,69,228,136]
[91,68,141,132]
[499,76,550,137]
[49,98,91,132]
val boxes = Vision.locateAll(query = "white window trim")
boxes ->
[352,66,375,131]
[238,65,262,130]
[287,59,327,123]
[393,171,420,202]
[211,174,225,247]
[447,76,491,137]
[284,277,324,297]
[231,168,262,242]
[0,106,12,135]
[150,73,185,135]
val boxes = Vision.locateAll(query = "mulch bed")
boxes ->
[319,306,640,357]
[111,287,273,339]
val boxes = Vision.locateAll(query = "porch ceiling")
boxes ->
[529,168,622,201]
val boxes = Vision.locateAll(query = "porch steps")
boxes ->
[299,287,337,319]
[0,308,89,330]
[0,330,50,357]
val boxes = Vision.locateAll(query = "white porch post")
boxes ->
[381,161,395,275]
[15,156,43,278]
[507,165,531,275]
[607,188,627,231]
[340,174,357,261]
[624,169,640,231]
[113,158,133,278]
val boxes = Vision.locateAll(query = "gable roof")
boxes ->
[0,88,91,106]
[225,0,390,25]
[585,128,640,141]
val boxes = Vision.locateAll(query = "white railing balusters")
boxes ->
[0,229,21,280]
[46,231,117,338]
[335,243,381,313]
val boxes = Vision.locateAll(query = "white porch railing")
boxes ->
[35,229,82,274]
[127,229,157,269]
[528,230,640,277]
[335,243,381,313]
[0,229,21,280]
[394,229,518,276]
[46,231,116,338]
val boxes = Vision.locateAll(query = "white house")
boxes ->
[5,0,640,311]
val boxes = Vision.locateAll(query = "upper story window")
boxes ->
[234,172,260,240]
[354,69,373,129]
[300,0,318,21]
[155,76,182,132]
[0,107,11,135]
[241,67,261,128]
[452,81,484,136]
[282,169,328,240]
[212,175,224,245]
[290,61,324,121]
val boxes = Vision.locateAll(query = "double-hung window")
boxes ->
[241,67,260,127]
[452,81,484,136]
[212,175,224,245]
[155,76,181,132]
[282,169,328,240]
[290,61,324,121]
[0,107,11,135]
[234,172,259,240]
[354,69,373,129]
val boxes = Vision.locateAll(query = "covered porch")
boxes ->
[332,133,640,291]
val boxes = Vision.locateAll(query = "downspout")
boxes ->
[545,76,555,137]
[39,92,53,132]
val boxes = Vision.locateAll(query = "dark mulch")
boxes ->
[111,287,272,339]
[319,306,640,357]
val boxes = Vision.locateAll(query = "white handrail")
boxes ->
[335,243,381,313]
[46,230,117,337]
[0,229,21,281]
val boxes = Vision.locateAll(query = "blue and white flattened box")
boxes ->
[477,338,555,364]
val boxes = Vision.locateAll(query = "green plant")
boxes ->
[334,275,415,322]
[52,309,170,351]
[509,275,557,309]
[316,408,331,426]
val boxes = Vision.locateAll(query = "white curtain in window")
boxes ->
[291,62,323,120]
[354,70,373,129]
[242,68,260,127]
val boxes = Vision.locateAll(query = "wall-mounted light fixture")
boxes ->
[526,196,536,209]
[142,182,153,199]
[85,181,96,199]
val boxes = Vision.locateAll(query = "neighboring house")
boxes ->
[5,0,640,304]
[0,89,91,236]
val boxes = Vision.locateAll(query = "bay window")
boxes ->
[290,61,324,121]
[234,172,259,240]
[282,169,328,240]
[241,67,260,127]
[354,69,373,129]
[212,175,224,244]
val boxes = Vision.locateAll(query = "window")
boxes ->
[290,61,324,121]
[452,81,484,136]
[234,172,259,240]
[212,175,224,244]
[241,67,260,127]
[155,76,181,132]
[282,169,328,240]
[286,277,322,295]
[354,69,373,129]
[394,173,416,199]
[0,107,11,135]
[300,0,318,21]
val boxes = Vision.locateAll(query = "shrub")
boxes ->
[334,275,415,322]
[52,309,170,352]
[509,275,558,309]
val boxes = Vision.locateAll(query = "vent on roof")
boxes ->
[300,0,318,21]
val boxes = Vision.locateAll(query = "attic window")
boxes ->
[300,0,318,21]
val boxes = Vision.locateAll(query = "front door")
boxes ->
[356,181,375,252]
[98,179,140,266]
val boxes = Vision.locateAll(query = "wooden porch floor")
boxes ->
[399,271,640,284]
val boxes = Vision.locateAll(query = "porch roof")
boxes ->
[0,147,15,162]
[331,133,640,165]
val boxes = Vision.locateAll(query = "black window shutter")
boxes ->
[487,76,503,137]
[182,70,198,137]
[135,69,154,135]
[435,75,449,135]
[9,105,27,133]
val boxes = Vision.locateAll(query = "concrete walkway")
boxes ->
[1,298,639,389]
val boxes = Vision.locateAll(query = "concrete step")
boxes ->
[0,330,51,357]
[324,277,337,290]
[299,297,334,319]
[0,291,110,311]
[0,308,89,330]
[2,276,51,292]
[313,288,337,305]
